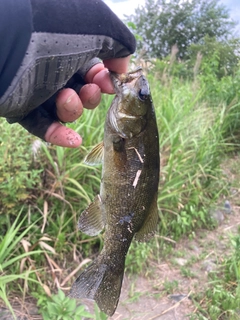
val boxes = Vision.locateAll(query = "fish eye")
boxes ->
[138,89,148,101]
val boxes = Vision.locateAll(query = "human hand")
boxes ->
[45,56,131,147]
[0,0,135,147]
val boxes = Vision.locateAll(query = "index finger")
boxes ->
[84,56,131,94]
[85,64,114,94]
[103,56,131,73]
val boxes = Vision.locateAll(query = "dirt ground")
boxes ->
[109,211,240,320]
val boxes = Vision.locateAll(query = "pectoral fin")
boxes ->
[84,142,104,165]
[135,194,159,242]
[78,195,104,236]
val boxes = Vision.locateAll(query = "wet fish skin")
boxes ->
[69,68,160,316]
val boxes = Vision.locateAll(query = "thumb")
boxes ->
[18,105,81,147]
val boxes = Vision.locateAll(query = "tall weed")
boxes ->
[0,210,42,317]
[0,120,42,213]
[148,74,227,238]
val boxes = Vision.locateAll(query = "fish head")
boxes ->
[109,68,152,138]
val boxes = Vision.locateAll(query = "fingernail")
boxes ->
[65,93,76,105]
[89,89,101,106]
[88,96,101,108]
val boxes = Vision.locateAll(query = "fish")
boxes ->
[69,67,160,316]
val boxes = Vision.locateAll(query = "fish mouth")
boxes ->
[110,68,151,108]
[110,67,143,93]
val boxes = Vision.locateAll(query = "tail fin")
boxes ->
[69,257,124,316]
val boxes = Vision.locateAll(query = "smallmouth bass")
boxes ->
[69,68,160,316]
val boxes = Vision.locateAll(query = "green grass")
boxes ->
[191,234,240,319]
[1,60,240,317]
[0,210,43,318]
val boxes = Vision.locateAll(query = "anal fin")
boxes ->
[135,194,159,242]
[78,195,104,236]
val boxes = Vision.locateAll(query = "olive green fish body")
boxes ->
[69,68,160,316]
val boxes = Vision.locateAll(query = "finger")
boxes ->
[18,105,81,147]
[85,64,114,94]
[92,69,115,94]
[79,84,102,109]
[103,56,131,73]
[45,122,82,148]
[85,63,105,83]
[56,88,83,122]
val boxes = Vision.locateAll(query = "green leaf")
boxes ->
[66,298,76,311]
[58,289,66,301]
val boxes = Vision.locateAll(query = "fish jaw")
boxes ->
[110,67,151,117]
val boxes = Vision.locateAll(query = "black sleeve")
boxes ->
[30,0,135,55]
[0,0,135,99]
[0,0,32,97]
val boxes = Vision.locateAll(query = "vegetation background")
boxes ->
[1,0,240,318]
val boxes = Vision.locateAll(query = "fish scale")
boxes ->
[69,68,160,316]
